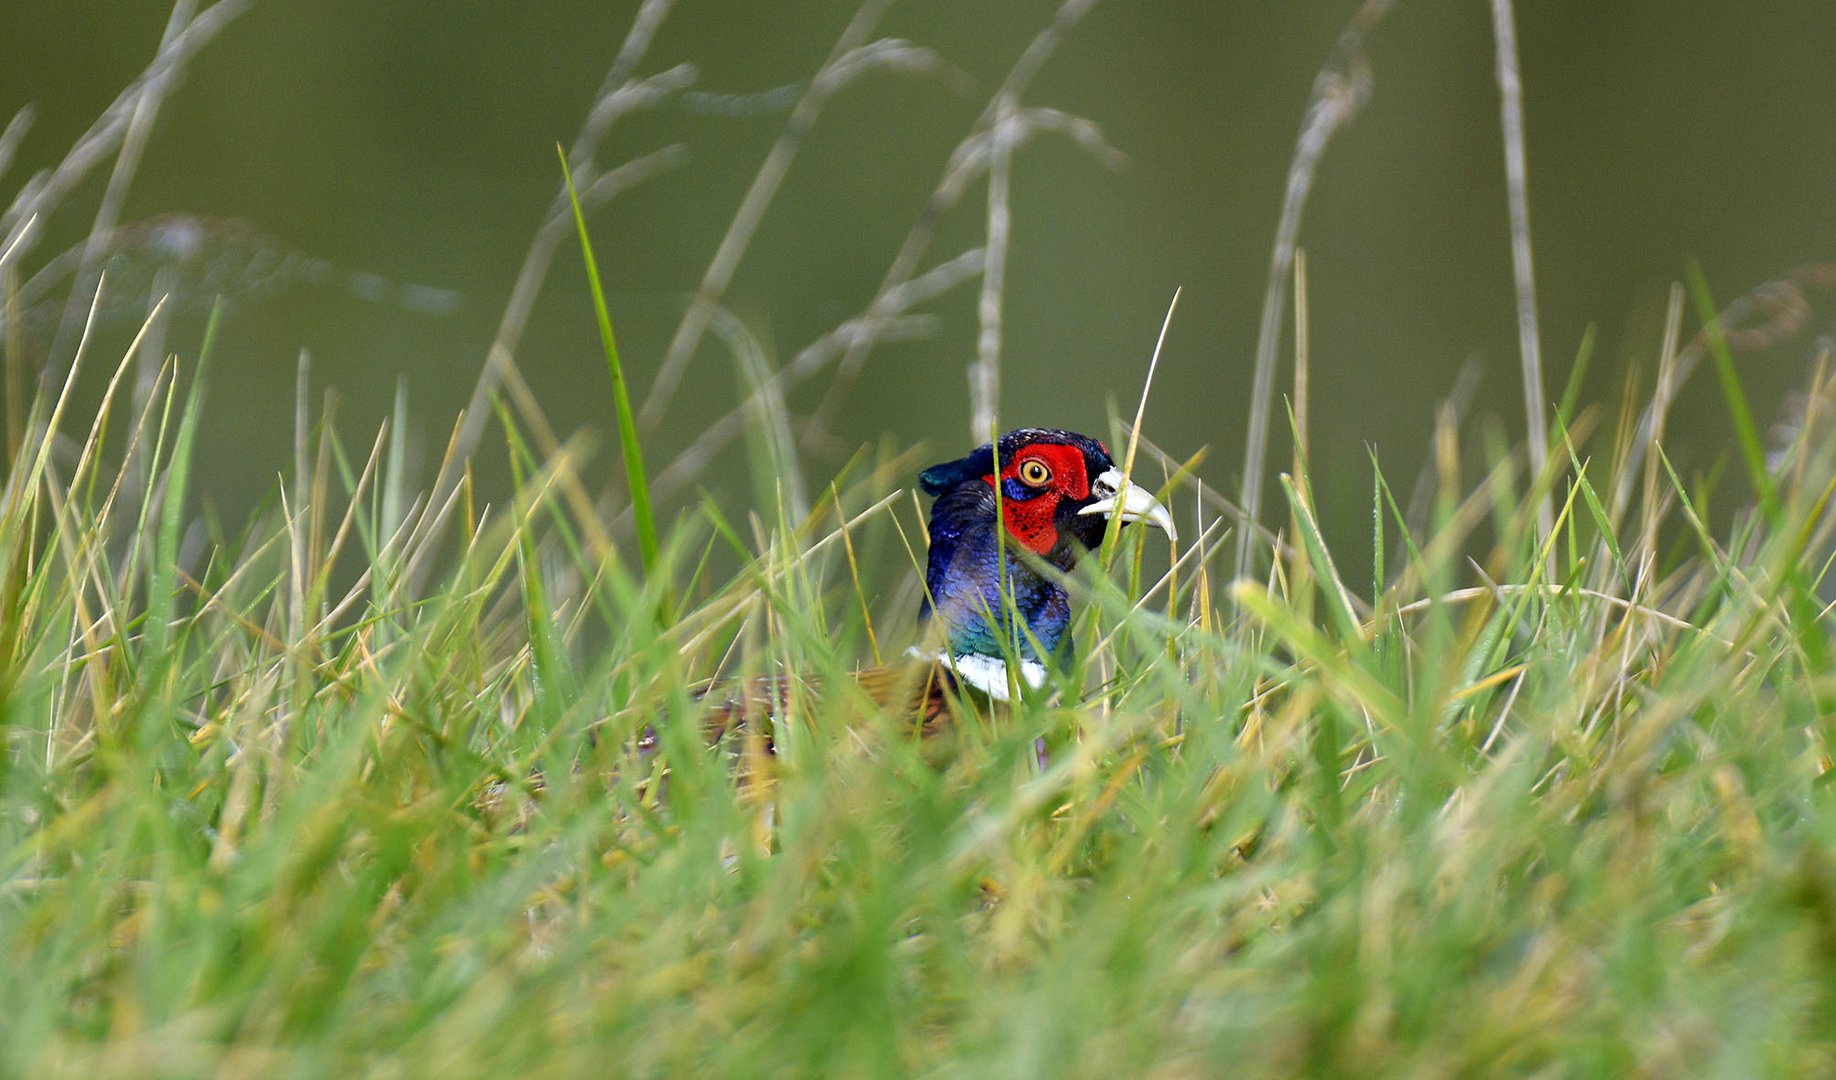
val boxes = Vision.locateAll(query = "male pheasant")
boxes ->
[704,428,1176,742]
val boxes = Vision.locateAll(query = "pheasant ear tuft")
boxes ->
[920,444,996,495]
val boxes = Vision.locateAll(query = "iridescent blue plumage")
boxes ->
[918,428,1127,675]
[921,481,1075,663]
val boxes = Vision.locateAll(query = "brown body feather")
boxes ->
[696,657,981,751]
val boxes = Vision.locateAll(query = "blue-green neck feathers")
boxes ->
[917,429,1115,667]
[920,484,1074,665]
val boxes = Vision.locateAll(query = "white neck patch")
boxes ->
[909,647,1047,702]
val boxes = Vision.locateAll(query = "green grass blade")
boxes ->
[148,301,220,663]
[559,145,659,578]
[1280,473,1362,651]
[1555,322,1596,428]
[1687,263,1778,523]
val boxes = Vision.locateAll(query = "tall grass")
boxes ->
[7,2,1836,1076]
[4,276,1836,1073]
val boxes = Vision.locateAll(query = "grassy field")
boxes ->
[7,269,1836,1075]
[9,3,1836,1076]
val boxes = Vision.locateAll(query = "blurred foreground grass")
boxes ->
[4,286,1836,1076]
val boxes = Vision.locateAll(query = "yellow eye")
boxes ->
[1018,459,1052,487]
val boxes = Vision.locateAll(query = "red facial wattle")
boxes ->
[982,442,1090,554]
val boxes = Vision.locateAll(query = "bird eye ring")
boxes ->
[1017,459,1052,487]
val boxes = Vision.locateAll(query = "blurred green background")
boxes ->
[6,0,1836,543]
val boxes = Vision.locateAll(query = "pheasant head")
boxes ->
[917,428,1176,698]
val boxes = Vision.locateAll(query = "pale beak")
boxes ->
[1078,468,1177,542]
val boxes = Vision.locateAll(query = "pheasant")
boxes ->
[703,428,1176,743]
